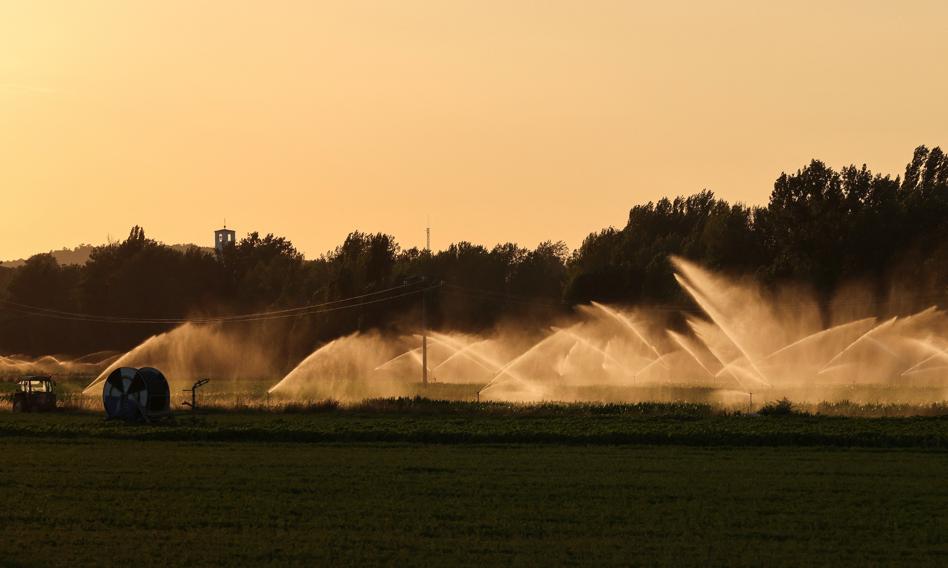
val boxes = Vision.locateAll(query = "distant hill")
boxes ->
[1,243,213,268]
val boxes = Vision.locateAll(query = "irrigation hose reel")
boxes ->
[102,367,171,422]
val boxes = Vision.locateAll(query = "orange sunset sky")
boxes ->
[1,0,946,260]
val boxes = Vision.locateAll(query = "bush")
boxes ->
[758,398,801,416]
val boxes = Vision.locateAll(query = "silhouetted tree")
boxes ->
[1,145,946,356]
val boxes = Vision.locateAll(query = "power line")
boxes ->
[1,282,415,322]
[2,278,945,325]
[0,284,438,325]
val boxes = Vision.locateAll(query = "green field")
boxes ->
[2,403,948,566]
[2,436,946,567]
[3,400,948,447]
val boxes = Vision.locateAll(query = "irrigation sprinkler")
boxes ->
[182,378,210,411]
[403,274,430,388]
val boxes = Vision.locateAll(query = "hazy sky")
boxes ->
[1,1,946,260]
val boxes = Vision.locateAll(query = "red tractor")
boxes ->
[11,376,57,412]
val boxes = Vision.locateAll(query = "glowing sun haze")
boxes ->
[1,0,946,260]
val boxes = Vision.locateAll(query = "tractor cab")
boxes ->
[12,375,57,412]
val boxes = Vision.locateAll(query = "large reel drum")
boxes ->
[131,367,171,418]
[102,367,139,420]
[102,366,171,421]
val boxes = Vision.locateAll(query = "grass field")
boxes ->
[2,437,946,566]
[3,400,948,565]
[3,399,948,448]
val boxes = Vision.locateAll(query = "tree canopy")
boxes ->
[1,145,946,357]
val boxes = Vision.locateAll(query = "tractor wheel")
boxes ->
[12,399,24,413]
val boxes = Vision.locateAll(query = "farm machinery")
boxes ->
[11,376,57,412]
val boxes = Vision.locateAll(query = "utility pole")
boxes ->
[421,219,430,387]
[422,284,428,387]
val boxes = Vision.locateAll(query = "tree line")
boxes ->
[1,145,946,358]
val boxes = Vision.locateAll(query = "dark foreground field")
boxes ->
[2,405,947,566]
[3,440,946,566]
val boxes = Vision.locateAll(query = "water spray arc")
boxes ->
[60,255,948,407]
[265,257,948,404]
[673,273,771,386]
[591,302,664,363]
[552,326,634,377]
